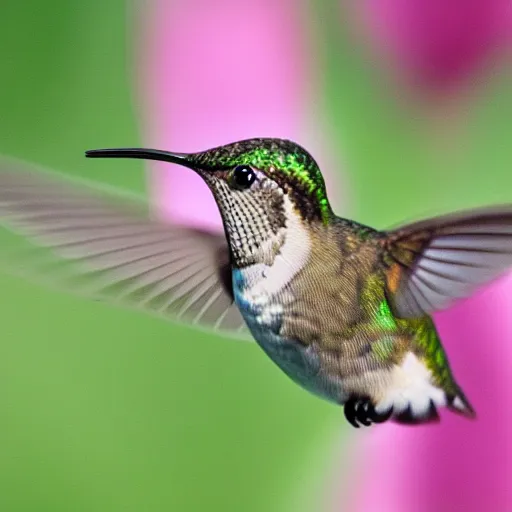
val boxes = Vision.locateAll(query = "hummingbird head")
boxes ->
[86,138,333,268]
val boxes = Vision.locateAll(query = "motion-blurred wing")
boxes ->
[0,157,249,338]
[382,206,512,318]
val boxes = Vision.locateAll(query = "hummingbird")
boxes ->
[0,138,511,428]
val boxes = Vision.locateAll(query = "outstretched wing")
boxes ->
[382,206,512,318]
[0,156,249,338]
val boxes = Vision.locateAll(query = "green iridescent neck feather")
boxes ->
[189,138,333,223]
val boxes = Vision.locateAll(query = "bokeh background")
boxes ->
[0,1,510,511]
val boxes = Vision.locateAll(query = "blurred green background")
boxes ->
[0,1,510,511]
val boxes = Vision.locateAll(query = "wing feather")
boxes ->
[383,206,512,318]
[0,157,249,339]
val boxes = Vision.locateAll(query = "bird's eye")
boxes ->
[231,165,256,190]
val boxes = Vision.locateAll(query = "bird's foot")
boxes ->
[343,396,393,428]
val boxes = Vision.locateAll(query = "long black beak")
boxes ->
[85,148,196,170]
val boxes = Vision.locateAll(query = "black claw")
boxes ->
[356,402,372,426]
[368,405,394,424]
[344,398,360,428]
[344,396,393,428]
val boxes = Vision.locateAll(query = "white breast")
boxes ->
[237,195,311,303]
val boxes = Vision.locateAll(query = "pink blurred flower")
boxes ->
[356,0,511,95]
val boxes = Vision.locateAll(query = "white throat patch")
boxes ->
[238,195,311,300]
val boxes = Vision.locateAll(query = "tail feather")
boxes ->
[391,390,476,425]
[447,390,476,419]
